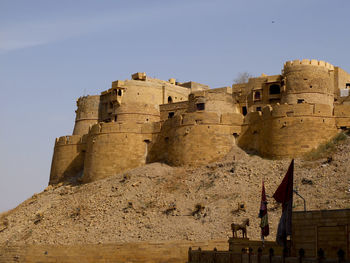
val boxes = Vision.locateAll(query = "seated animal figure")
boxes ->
[231,218,249,238]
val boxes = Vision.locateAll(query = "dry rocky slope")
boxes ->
[0,138,349,246]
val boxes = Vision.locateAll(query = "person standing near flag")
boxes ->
[259,180,269,243]
[273,159,294,248]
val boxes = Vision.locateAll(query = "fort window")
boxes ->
[269,84,280,95]
[168,96,173,103]
[114,115,117,122]
[256,106,262,112]
[118,89,122,96]
[297,99,304,104]
[196,103,205,111]
[346,83,350,89]
[168,112,175,118]
[309,85,312,89]
[242,106,247,116]
[253,91,261,101]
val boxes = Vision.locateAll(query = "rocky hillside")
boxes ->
[0,137,349,245]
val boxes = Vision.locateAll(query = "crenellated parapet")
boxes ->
[283,59,334,72]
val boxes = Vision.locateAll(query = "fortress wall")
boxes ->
[115,102,160,123]
[149,112,243,166]
[73,95,101,135]
[188,90,238,114]
[163,85,189,104]
[282,59,334,106]
[49,135,86,185]
[159,101,189,121]
[120,79,189,105]
[238,104,338,158]
[0,240,228,263]
[82,122,159,183]
[334,104,350,128]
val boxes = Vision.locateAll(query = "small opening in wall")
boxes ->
[309,85,312,89]
[146,118,149,122]
[256,107,262,112]
[242,106,247,116]
[346,83,350,89]
[168,96,173,103]
[196,103,205,111]
[297,99,304,104]
[300,119,303,122]
[165,137,169,142]
[269,84,280,95]
[114,115,117,122]
[253,91,261,100]
[168,112,175,118]
[144,139,151,143]
[323,119,325,123]
[118,89,122,96]
[233,133,239,138]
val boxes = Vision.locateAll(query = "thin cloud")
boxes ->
[0,1,215,54]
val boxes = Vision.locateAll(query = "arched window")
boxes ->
[168,96,173,103]
[269,84,280,95]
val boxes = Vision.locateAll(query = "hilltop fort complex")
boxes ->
[49,59,350,185]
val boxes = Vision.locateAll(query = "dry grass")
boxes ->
[303,132,348,160]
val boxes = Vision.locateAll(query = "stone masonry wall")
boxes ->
[148,112,243,166]
[82,122,158,183]
[0,239,228,263]
[238,103,338,158]
[282,59,334,106]
[292,209,350,259]
[49,135,86,184]
[73,95,100,135]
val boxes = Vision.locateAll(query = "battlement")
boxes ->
[244,103,333,124]
[284,59,334,71]
[55,135,86,146]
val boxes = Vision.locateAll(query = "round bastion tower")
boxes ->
[73,95,101,135]
[282,59,334,107]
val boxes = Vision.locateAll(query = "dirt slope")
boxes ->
[0,139,349,245]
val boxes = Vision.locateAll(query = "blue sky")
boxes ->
[0,0,349,212]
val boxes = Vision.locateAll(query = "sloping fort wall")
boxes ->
[49,135,86,184]
[238,103,338,158]
[148,111,243,166]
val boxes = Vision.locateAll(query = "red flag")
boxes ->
[259,180,269,239]
[273,159,294,246]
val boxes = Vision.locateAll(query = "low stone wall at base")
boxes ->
[0,240,228,263]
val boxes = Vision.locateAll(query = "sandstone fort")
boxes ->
[49,59,350,185]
